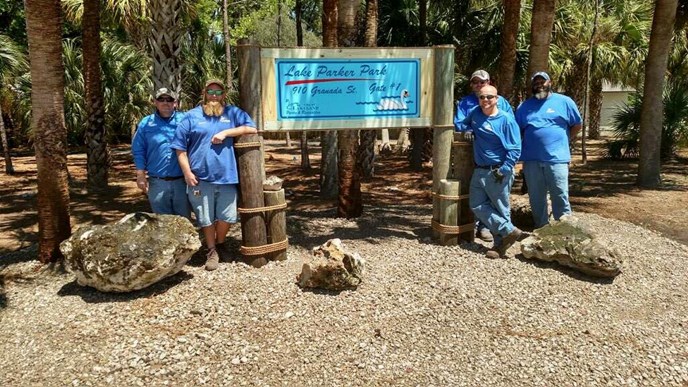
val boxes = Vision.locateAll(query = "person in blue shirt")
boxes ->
[454,69,514,243]
[131,87,190,218]
[515,72,582,228]
[463,85,523,259]
[171,79,258,271]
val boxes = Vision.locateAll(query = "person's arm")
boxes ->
[569,124,581,144]
[454,99,468,132]
[211,126,258,144]
[498,117,522,175]
[131,119,149,193]
[176,150,198,187]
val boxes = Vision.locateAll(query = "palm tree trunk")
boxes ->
[358,0,379,178]
[83,0,109,190]
[320,0,338,198]
[638,0,678,188]
[526,0,556,85]
[336,0,362,217]
[223,0,234,95]
[295,0,310,170]
[581,0,599,165]
[25,0,72,263]
[149,0,183,96]
[0,105,14,175]
[498,0,521,102]
[589,78,603,140]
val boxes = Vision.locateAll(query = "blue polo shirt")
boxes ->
[132,110,186,178]
[515,93,582,163]
[171,105,256,184]
[463,109,521,171]
[454,94,514,132]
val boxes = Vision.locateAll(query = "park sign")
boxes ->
[258,47,444,131]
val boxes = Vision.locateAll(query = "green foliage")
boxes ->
[607,84,688,160]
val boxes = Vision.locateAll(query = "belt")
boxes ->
[475,164,501,170]
[149,176,184,181]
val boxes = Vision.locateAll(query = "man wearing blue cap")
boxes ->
[515,72,582,228]
[132,87,190,218]
[454,69,515,242]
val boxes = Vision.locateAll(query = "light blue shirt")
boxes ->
[171,105,256,184]
[132,111,186,178]
[515,93,582,163]
[463,109,521,173]
[454,94,514,132]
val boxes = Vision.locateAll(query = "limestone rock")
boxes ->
[60,213,201,292]
[297,239,365,290]
[520,215,622,278]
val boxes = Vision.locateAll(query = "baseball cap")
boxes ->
[531,71,551,82]
[470,70,490,81]
[204,79,225,89]
[154,87,177,100]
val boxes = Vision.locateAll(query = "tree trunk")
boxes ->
[336,0,362,217]
[149,0,184,96]
[526,0,556,85]
[409,128,424,170]
[498,0,521,102]
[25,0,72,263]
[638,0,678,188]
[0,106,14,175]
[295,0,310,170]
[589,77,603,140]
[357,0,378,178]
[581,0,599,165]
[83,0,109,190]
[320,0,338,197]
[223,0,234,95]
[395,128,409,154]
[418,0,427,45]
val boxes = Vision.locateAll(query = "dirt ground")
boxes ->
[0,138,686,260]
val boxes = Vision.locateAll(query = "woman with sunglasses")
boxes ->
[171,79,258,271]
[132,87,190,219]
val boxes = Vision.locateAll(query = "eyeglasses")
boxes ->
[156,97,175,102]
[471,79,488,85]
[479,95,496,100]
[206,89,224,96]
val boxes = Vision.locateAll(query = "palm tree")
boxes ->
[83,0,109,190]
[25,0,71,263]
[638,0,679,188]
[526,0,555,80]
[149,0,184,96]
[358,0,379,178]
[0,34,27,175]
[498,0,521,102]
[337,0,363,218]
[320,0,339,198]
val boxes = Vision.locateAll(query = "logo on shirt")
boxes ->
[219,117,231,123]
[546,108,556,113]
[147,121,157,127]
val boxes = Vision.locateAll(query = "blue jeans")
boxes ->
[523,161,572,228]
[469,168,515,245]
[147,177,190,218]
[187,180,238,227]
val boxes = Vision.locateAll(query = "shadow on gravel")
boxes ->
[56,270,194,303]
[514,254,616,284]
[297,287,346,296]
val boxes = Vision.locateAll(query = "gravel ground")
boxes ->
[1,205,687,386]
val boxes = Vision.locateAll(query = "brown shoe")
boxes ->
[497,227,522,257]
[205,248,219,271]
[485,249,500,259]
[477,228,494,242]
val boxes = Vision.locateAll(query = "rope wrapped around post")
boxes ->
[431,219,474,235]
[233,141,262,149]
[237,201,288,256]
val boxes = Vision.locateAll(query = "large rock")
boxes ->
[520,215,622,278]
[297,239,365,290]
[60,213,201,292]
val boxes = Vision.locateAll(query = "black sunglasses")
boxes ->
[479,95,496,100]
[156,97,175,102]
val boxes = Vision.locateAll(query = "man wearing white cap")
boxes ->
[132,87,190,218]
[515,71,581,228]
[454,69,514,242]
[171,79,258,271]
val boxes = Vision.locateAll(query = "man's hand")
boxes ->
[184,173,199,187]
[211,132,227,144]
[463,130,474,142]
[136,171,148,194]
[243,127,258,135]
[492,168,505,184]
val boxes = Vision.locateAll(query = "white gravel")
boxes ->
[1,205,687,386]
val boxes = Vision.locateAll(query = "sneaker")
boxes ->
[477,228,494,242]
[205,248,219,271]
[497,227,523,257]
[485,249,501,259]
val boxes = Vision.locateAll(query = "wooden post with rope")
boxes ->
[264,188,287,261]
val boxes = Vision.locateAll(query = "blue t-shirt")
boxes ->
[515,93,582,163]
[131,111,186,178]
[171,105,256,184]
[454,94,514,132]
[463,109,521,171]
